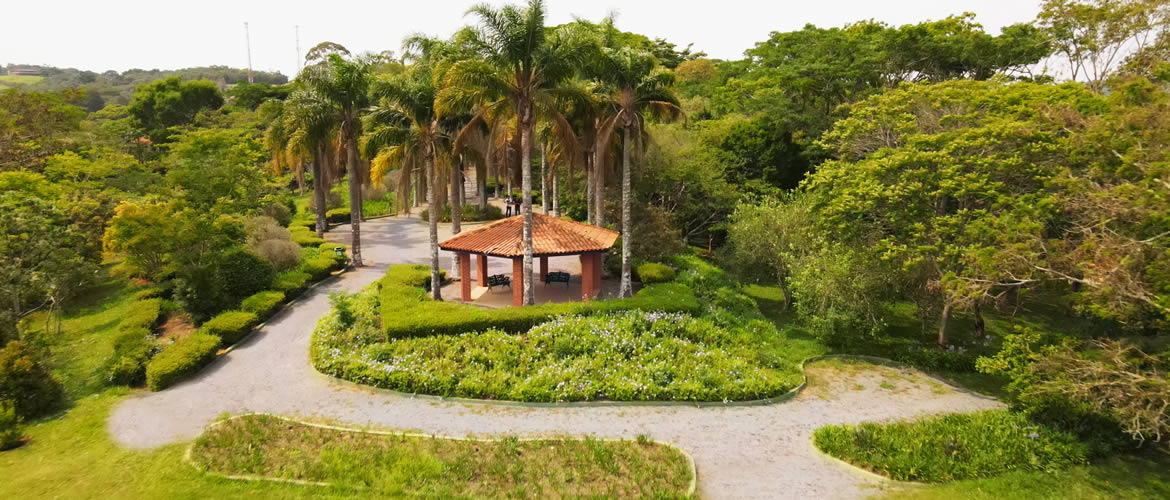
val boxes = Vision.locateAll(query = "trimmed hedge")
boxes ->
[290,226,326,247]
[200,311,260,346]
[326,207,350,224]
[419,204,504,223]
[378,265,701,339]
[133,287,166,301]
[240,291,285,321]
[275,270,312,297]
[119,298,163,333]
[637,262,676,284]
[813,410,1088,482]
[105,327,157,386]
[146,333,221,391]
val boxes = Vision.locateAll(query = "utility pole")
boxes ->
[295,25,302,74]
[244,22,254,84]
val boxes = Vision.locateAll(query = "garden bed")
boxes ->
[813,410,1089,482]
[312,263,820,403]
[189,414,694,497]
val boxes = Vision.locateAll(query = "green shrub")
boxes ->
[0,341,64,418]
[240,291,285,321]
[104,327,158,386]
[274,270,312,297]
[200,311,259,345]
[290,226,326,247]
[146,333,222,391]
[813,410,1089,482]
[419,204,504,223]
[0,401,23,451]
[133,287,166,301]
[215,250,275,309]
[637,263,676,284]
[378,265,699,339]
[118,298,163,333]
[326,207,350,224]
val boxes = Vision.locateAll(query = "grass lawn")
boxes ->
[192,414,693,498]
[19,273,140,399]
[884,453,1170,499]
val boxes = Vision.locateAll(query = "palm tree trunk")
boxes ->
[428,151,442,301]
[585,151,594,223]
[521,119,535,306]
[552,159,560,217]
[594,146,605,227]
[450,160,462,234]
[312,146,328,238]
[480,140,491,210]
[540,142,549,214]
[619,124,633,298]
[346,135,363,267]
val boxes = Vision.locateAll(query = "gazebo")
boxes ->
[438,213,619,306]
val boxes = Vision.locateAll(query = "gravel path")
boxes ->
[109,215,1002,499]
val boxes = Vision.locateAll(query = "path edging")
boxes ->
[184,413,699,497]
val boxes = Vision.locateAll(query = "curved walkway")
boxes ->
[109,215,1001,499]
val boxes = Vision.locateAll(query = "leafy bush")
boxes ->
[419,204,504,222]
[378,265,700,339]
[290,226,326,247]
[274,270,312,297]
[145,333,221,391]
[104,327,158,386]
[251,239,301,271]
[260,202,292,226]
[240,291,285,321]
[0,401,22,451]
[326,207,350,224]
[314,308,799,402]
[637,263,676,284]
[133,287,166,301]
[200,311,259,345]
[0,341,64,418]
[118,298,163,333]
[813,410,1088,482]
[215,249,275,308]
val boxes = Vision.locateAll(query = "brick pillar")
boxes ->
[512,257,523,307]
[539,256,548,281]
[592,253,603,298]
[580,254,594,301]
[477,254,489,287]
[459,253,471,302]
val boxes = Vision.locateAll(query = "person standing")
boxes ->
[505,195,513,216]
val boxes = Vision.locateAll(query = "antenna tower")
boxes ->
[244,22,254,84]
[295,25,302,73]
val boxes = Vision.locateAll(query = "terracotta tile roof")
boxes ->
[439,213,619,257]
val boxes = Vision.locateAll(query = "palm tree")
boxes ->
[595,47,683,297]
[284,86,338,239]
[365,63,448,299]
[440,0,590,305]
[297,51,374,267]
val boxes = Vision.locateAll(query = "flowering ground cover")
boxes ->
[312,262,823,402]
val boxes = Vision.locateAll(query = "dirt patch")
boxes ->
[158,313,197,341]
[801,358,954,401]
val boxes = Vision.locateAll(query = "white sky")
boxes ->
[3,1,1043,78]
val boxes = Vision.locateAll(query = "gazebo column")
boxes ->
[580,254,594,301]
[591,253,603,298]
[477,254,489,287]
[539,256,548,281]
[458,252,471,302]
[511,257,523,306]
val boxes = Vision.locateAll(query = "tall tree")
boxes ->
[595,47,683,297]
[284,86,337,239]
[365,64,448,299]
[295,50,373,267]
[440,0,589,304]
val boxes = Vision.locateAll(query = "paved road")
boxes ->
[109,215,1001,499]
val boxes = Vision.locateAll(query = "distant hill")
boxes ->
[2,64,288,111]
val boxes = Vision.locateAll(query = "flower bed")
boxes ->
[313,286,803,402]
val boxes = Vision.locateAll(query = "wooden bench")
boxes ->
[487,274,511,291]
[543,271,570,287]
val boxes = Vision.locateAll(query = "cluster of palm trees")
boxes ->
[269,0,682,304]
